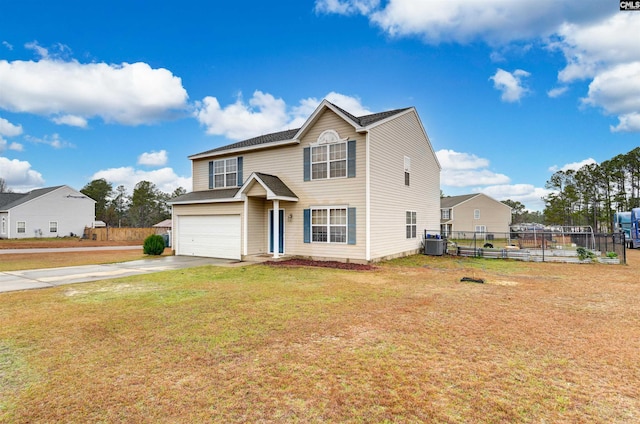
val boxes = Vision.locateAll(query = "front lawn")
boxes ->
[1,254,639,422]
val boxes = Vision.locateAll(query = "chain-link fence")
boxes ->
[424,228,626,264]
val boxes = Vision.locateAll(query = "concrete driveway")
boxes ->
[0,255,245,293]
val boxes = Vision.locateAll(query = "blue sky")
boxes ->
[1,1,639,211]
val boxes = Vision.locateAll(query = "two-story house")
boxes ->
[170,100,441,263]
[440,193,512,237]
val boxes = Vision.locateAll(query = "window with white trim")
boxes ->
[212,157,237,188]
[404,156,411,186]
[311,142,347,180]
[1,217,5,234]
[406,211,417,239]
[49,221,58,233]
[475,225,486,234]
[474,209,480,219]
[441,209,450,219]
[311,207,347,243]
[17,221,26,234]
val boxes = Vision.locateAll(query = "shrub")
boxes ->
[606,251,618,258]
[143,234,166,255]
[576,247,596,262]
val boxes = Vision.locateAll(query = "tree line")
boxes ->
[541,147,640,231]
[80,179,186,228]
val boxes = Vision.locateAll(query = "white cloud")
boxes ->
[195,91,371,140]
[91,166,191,194]
[0,138,23,152]
[436,149,510,187]
[317,1,640,132]
[547,86,568,98]
[138,150,168,167]
[195,91,289,140]
[579,62,640,133]
[548,158,596,173]
[2,41,13,50]
[52,114,88,128]
[479,184,550,211]
[0,117,23,137]
[317,0,610,44]
[553,14,640,83]
[611,112,640,133]
[0,117,24,153]
[24,41,49,59]
[315,0,379,16]
[436,149,489,170]
[24,133,75,149]
[490,68,531,102]
[0,58,188,126]
[0,156,45,191]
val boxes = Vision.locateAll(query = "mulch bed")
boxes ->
[264,258,376,270]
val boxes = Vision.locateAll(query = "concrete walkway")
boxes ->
[0,245,142,254]
[0,255,254,293]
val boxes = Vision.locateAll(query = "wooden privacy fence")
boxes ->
[83,227,156,242]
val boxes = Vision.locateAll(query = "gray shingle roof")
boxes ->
[440,194,479,209]
[254,173,297,199]
[190,102,413,158]
[169,188,239,203]
[330,103,412,127]
[0,193,25,209]
[0,186,63,211]
[191,128,299,158]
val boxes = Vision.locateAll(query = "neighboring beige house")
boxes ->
[440,193,511,237]
[0,185,95,239]
[169,100,441,262]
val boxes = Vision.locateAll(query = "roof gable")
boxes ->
[235,172,298,201]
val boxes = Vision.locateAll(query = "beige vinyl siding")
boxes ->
[246,197,266,254]
[192,158,210,191]
[368,111,441,260]
[244,109,367,260]
[451,195,511,233]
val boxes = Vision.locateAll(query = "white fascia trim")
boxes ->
[188,139,299,160]
[268,196,298,202]
[169,198,241,205]
[363,107,415,131]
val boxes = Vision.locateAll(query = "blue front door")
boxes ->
[269,209,285,254]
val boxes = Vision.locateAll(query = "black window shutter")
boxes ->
[347,140,356,178]
[208,161,214,189]
[348,207,356,245]
[237,156,243,186]
[303,147,311,181]
[303,209,311,243]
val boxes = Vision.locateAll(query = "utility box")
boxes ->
[424,238,445,256]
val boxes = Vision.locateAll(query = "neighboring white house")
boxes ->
[170,99,441,263]
[0,185,95,239]
[440,193,512,237]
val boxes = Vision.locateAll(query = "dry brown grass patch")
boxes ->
[0,251,639,422]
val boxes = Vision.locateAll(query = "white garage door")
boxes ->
[176,215,241,260]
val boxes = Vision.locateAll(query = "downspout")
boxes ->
[273,199,280,259]
[243,195,249,257]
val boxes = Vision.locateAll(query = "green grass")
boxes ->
[1,258,639,422]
